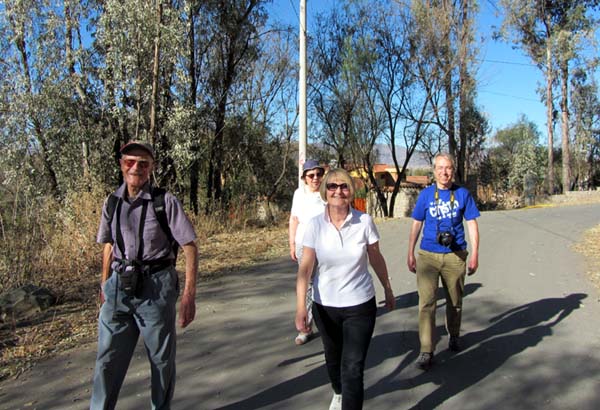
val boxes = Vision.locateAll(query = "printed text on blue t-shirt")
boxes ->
[429,199,458,220]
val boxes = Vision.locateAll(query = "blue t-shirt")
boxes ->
[411,184,480,253]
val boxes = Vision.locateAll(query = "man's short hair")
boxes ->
[433,153,455,169]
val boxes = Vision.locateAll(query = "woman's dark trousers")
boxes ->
[312,297,376,410]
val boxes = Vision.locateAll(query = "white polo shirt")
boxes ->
[291,185,326,245]
[303,207,380,308]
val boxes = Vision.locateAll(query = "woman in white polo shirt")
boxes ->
[289,159,326,345]
[295,168,395,410]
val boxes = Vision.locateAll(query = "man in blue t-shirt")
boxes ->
[407,153,480,370]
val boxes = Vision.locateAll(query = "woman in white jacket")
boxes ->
[288,159,326,345]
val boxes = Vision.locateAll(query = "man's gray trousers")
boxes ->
[90,268,179,410]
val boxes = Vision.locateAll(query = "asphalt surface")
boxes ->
[1,204,599,410]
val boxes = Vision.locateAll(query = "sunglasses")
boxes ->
[326,183,349,192]
[305,172,324,179]
[122,158,152,169]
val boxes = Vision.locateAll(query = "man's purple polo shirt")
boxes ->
[97,183,196,270]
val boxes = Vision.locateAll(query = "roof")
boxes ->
[406,175,430,186]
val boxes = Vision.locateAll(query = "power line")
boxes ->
[480,58,538,67]
[485,0,501,15]
[479,89,541,103]
[288,0,299,21]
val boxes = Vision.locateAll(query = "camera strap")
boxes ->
[434,185,455,235]
[115,197,149,262]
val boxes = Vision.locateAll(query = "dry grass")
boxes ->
[573,224,600,293]
[199,227,288,278]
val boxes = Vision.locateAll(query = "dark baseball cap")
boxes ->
[303,159,324,173]
[120,140,155,159]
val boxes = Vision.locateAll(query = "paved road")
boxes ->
[1,204,599,410]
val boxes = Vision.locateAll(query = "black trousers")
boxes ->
[312,297,377,410]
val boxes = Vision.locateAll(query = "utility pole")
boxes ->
[298,0,307,186]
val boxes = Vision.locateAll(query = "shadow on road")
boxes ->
[376,282,483,317]
[211,292,590,410]
[209,283,484,410]
[366,293,589,409]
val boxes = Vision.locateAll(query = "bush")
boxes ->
[0,182,106,301]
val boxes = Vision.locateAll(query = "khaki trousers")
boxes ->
[416,249,468,353]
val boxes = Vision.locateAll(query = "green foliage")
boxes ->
[499,0,600,192]
[354,187,368,199]
[508,143,547,193]
[484,115,547,194]
[570,67,600,189]
[492,114,541,154]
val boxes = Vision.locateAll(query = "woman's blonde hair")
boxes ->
[320,168,355,203]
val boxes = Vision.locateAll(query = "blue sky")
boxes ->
[477,1,548,135]
[268,0,568,143]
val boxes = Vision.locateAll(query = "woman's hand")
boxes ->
[295,307,310,334]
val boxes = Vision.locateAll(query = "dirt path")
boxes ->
[1,204,599,410]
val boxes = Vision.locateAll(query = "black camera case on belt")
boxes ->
[118,259,142,297]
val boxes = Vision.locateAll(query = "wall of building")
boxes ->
[368,186,423,218]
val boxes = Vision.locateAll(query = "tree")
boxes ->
[486,115,546,194]
[456,0,479,183]
[499,0,600,193]
[310,7,360,169]
[363,1,416,217]
[2,1,64,197]
[199,0,267,212]
[239,26,300,219]
[570,66,600,189]
[407,0,481,184]
[552,1,599,191]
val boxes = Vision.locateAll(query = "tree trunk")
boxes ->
[441,0,457,163]
[560,60,571,191]
[187,2,199,214]
[65,3,91,181]
[11,13,59,196]
[65,3,87,104]
[149,1,163,145]
[364,156,388,217]
[207,104,226,212]
[545,42,555,194]
[456,0,471,184]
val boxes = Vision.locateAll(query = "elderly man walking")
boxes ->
[407,153,480,371]
[90,141,198,409]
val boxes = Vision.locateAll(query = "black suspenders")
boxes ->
[115,197,149,262]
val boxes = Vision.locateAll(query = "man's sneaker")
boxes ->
[415,352,434,370]
[328,393,342,410]
[294,331,312,345]
[448,336,461,352]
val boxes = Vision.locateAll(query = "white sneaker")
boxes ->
[294,331,312,345]
[328,393,342,410]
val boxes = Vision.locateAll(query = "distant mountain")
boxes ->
[374,144,431,169]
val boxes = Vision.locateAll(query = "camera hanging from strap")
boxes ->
[435,185,456,247]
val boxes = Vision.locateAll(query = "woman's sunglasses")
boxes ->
[305,172,324,179]
[326,183,349,192]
